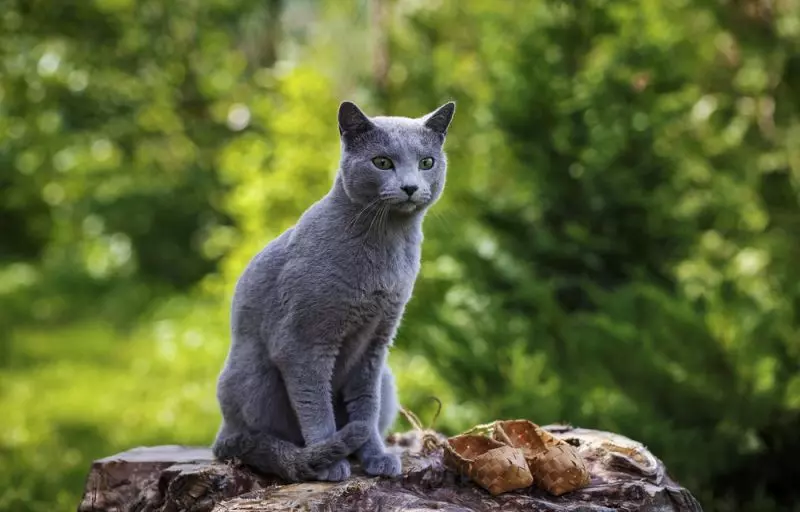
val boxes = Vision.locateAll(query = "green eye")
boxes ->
[371,156,394,170]
[419,157,435,170]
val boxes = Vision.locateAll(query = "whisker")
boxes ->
[365,203,384,242]
[378,204,390,239]
[346,198,380,233]
[378,203,390,236]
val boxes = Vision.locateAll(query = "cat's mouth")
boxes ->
[394,200,420,213]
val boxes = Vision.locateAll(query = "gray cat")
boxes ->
[211,100,455,482]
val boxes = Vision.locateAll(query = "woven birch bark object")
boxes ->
[442,419,590,496]
[493,419,592,495]
[443,434,534,495]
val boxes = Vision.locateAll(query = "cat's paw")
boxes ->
[315,459,351,482]
[361,452,401,478]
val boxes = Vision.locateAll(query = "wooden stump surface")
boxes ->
[78,424,703,512]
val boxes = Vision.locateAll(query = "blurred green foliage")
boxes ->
[1,0,799,511]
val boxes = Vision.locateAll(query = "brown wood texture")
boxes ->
[78,425,703,512]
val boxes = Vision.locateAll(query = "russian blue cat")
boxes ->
[212,100,456,482]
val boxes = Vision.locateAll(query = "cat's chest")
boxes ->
[330,244,418,385]
[339,245,416,333]
[333,288,403,388]
[359,248,418,302]
[333,234,420,326]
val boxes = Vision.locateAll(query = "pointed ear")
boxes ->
[423,101,456,135]
[338,101,375,136]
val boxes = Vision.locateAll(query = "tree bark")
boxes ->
[78,425,703,512]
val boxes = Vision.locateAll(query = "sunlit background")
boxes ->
[2,0,799,510]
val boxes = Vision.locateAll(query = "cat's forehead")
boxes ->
[371,116,426,137]
[371,115,419,127]
[355,116,441,152]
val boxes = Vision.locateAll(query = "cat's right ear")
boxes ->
[423,101,456,136]
[338,101,375,137]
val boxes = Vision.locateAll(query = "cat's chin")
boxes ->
[393,202,421,214]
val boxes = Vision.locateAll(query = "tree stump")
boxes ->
[78,424,703,511]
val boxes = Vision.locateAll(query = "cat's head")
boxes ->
[336,101,455,215]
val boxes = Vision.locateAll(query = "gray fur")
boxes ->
[212,101,455,482]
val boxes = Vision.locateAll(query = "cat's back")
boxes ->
[232,226,295,309]
[232,197,332,303]
[232,195,421,323]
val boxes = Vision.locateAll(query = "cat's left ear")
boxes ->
[338,101,375,137]
[423,101,456,136]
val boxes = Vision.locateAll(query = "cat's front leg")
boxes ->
[341,341,402,477]
[276,343,361,481]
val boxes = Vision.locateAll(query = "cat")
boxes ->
[211,100,456,482]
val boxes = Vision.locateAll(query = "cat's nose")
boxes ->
[401,185,418,197]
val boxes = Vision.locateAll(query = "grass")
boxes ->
[0,315,221,511]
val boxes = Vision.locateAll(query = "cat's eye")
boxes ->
[371,156,394,170]
[419,157,435,170]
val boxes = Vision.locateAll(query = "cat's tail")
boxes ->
[212,421,369,482]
